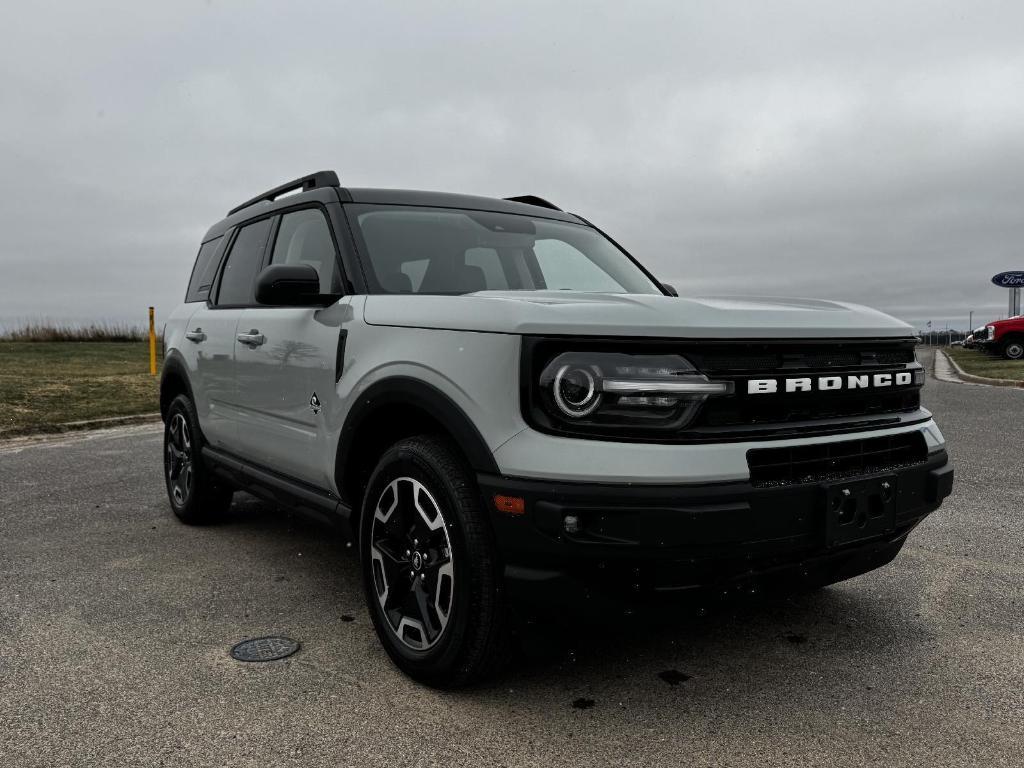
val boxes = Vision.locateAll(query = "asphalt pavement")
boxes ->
[1,350,1022,767]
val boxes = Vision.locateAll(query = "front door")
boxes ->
[234,207,350,487]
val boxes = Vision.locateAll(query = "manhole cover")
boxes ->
[230,636,300,662]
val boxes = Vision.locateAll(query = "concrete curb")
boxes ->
[939,350,1024,389]
[58,412,162,429]
[1,412,162,442]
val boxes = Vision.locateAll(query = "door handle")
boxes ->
[185,328,206,343]
[236,330,265,347]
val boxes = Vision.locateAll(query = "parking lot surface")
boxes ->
[2,352,1022,767]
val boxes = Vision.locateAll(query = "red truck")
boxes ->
[984,317,1024,359]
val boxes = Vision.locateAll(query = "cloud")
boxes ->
[1,0,1022,330]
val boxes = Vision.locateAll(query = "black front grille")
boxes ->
[747,432,928,487]
[688,340,922,436]
[698,387,921,428]
[695,345,915,374]
[699,353,788,371]
[876,349,916,365]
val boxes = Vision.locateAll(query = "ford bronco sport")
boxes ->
[161,170,954,686]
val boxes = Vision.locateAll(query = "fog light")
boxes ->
[564,514,581,534]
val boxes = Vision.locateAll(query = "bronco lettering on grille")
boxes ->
[747,371,913,394]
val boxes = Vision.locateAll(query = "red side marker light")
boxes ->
[493,495,526,515]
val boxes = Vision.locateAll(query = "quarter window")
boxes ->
[185,237,223,303]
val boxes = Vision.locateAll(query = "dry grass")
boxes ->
[0,342,161,437]
[0,321,154,343]
[945,346,1024,382]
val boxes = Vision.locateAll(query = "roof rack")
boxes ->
[503,195,562,211]
[228,170,340,216]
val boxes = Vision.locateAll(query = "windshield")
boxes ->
[346,205,663,295]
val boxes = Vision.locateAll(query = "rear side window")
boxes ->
[216,219,272,306]
[185,237,223,303]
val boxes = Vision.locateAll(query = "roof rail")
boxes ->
[503,195,562,211]
[228,170,340,216]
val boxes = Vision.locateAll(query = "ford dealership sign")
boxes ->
[991,271,1024,287]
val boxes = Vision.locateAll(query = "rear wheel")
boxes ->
[163,394,233,524]
[360,435,508,687]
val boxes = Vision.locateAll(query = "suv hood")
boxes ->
[363,291,914,339]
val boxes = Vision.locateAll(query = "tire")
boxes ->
[1001,339,1024,360]
[163,394,233,524]
[359,435,508,687]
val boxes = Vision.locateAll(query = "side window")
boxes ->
[533,239,623,292]
[216,218,272,306]
[465,247,509,290]
[185,237,223,303]
[269,209,341,294]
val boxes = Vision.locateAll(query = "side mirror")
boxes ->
[661,282,678,297]
[255,264,325,306]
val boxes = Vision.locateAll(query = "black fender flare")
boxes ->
[159,351,195,419]
[335,376,500,478]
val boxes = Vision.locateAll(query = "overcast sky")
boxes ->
[2,0,1022,332]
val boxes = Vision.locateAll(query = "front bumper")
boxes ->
[480,450,953,612]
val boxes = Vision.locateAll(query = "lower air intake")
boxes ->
[747,432,929,487]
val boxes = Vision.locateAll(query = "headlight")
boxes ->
[551,363,602,417]
[987,325,996,339]
[537,352,732,432]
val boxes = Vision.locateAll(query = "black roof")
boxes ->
[203,171,583,241]
[345,188,580,222]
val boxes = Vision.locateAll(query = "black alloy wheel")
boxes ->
[369,476,456,651]
[166,411,194,507]
[359,435,508,687]
[163,394,233,524]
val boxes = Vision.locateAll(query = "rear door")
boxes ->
[234,206,350,487]
[177,236,230,447]
[184,218,272,449]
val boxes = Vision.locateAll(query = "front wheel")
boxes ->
[360,436,508,687]
[1001,339,1024,360]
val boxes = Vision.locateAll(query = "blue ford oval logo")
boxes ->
[991,271,1024,287]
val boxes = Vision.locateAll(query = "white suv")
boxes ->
[160,170,954,686]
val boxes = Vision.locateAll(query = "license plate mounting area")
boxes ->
[822,475,897,548]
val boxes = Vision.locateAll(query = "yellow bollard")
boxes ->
[149,307,157,376]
